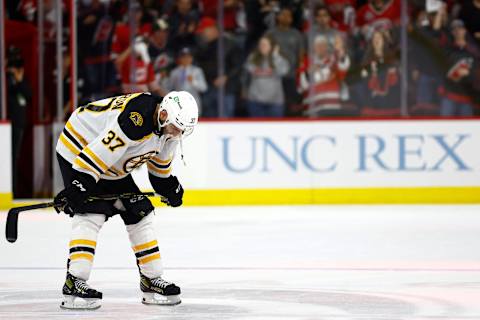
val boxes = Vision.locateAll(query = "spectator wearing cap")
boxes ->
[148,18,175,96]
[438,19,480,116]
[167,0,200,53]
[167,47,208,114]
[200,0,247,50]
[265,7,305,115]
[244,35,289,117]
[195,17,243,117]
[200,0,242,33]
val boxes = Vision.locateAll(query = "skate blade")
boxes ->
[60,295,101,310]
[142,292,181,306]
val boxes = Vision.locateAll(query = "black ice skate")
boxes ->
[140,273,181,305]
[60,272,103,310]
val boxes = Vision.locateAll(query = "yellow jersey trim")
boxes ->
[147,162,172,175]
[151,156,172,165]
[109,166,122,176]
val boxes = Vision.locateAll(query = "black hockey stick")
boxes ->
[5,192,157,243]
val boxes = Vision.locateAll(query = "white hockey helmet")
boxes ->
[157,91,199,137]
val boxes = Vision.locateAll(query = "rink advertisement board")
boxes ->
[0,123,11,203]
[132,119,480,205]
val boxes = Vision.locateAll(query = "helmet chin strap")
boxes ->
[179,139,186,166]
[157,108,187,166]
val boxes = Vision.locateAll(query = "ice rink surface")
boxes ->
[1,205,479,320]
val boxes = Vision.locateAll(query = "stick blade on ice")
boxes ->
[6,208,20,243]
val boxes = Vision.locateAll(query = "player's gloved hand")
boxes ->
[54,174,96,215]
[150,175,184,207]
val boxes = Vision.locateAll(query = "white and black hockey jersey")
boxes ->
[56,92,177,181]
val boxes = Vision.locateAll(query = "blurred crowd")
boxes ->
[6,0,480,118]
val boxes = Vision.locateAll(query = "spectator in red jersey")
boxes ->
[167,0,200,53]
[78,0,117,100]
[244,35,289,117]
[201,0,241,32]
[298,34,350,116]
[360,29,400,116]
[322,0,357,33]
[119,37,164,95]
[356,0,401,40]
[200,0,247,53]
[111,1,152,76]
[308,6,352,110]
[438,19,479,116]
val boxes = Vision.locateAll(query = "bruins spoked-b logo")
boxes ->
[123,151,156,172]
[129,112,143,126]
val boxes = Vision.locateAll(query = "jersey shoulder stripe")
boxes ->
[118,93,162,141]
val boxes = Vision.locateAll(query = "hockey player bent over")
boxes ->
[53,91,198,309]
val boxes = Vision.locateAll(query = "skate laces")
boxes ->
[74,279,92,292]
[151,277,173,289]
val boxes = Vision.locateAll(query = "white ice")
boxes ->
[1,205,480,319]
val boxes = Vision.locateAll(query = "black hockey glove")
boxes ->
[54,172,96,215]
[149,174,184,207]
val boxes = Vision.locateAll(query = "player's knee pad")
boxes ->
[125,212,154,234]
[119,195,154,225]
[71,213,106,234]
